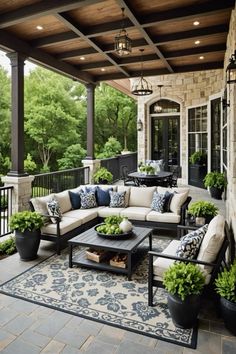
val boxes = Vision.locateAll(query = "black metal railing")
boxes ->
[32,167,90,197]
[0,186,13,237]
[100,152,137,181]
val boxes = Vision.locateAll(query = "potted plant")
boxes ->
[189,151,207,189]
[188,200,218,225]
[139,164,155,175]
[9,211,44,261]
[215,261,236,335]
[93,167,113,184]
[163,262,205,328]
[204,171,227,200]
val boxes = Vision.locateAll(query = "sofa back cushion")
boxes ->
[129,186,156,208]
[197,215,225,272]
[54,190,72,214]
[169,191,189,214]
[30,194,55,216]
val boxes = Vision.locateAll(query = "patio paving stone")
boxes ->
[34,311,72,337]
[115,339,157,354]
[123,330,157,348]
[4,313,35,335]
[183,330,221,354]
[61,344,83,354]
[0,307,18,326]
[0,337,41,354]
[40,339,65,353]
[222,337,236,354]
[18,328,51,348]
[84,338,118,354]
[0,329,16,351]
[54,325,90,348]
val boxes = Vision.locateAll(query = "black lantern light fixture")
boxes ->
[154,85,163,113]
[114,8,132,56]
[137,119,143,131]
[226,50,236,84]
[131,49,153,96]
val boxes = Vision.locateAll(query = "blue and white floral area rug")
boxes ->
[0,238,197,349]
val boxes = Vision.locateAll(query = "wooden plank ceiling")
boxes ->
[0,0,234,84]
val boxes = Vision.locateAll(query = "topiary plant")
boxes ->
[188,201,218,218]
[215,261,236,302]
[163,262,205,301]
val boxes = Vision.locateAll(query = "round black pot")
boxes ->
[167,293,201,328]
[15,230,40,261]
[210,187,223,200]
[98,178,108,184]
[220,297,236,335]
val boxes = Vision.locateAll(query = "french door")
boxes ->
[151,116,180,170]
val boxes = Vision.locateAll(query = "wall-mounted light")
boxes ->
[222,87,230,109]
[137,119,143,131]
[226,50,236,84]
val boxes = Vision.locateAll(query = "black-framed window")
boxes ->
[211,98,221,171]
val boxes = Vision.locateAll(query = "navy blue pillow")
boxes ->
[163,191,174,212]
[69,191,81,209]
[85,186,97,193]
[96,186,113,206]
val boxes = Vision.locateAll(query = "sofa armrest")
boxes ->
[148,250,216,267]
[179,196,192,226]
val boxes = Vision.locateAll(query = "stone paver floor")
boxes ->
[0,185,235,353]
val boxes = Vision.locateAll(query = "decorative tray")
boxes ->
[94,223,133,240]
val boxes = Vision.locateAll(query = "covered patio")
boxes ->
[0,0,236,353]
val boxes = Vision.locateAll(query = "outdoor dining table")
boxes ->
[128,171,173,187]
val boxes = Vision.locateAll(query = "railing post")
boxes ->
[1,175,34,213]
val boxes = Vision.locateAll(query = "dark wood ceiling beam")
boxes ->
[165,44,226,60]
[103,38,147,53]
[78,61,113,70]
[31,31,78,48]
[153,24,229,45]
[85,19,134,37]
[140,0,235,27]
[116,0,174,73]
[56,12,130,77]
[96,68,169,82]
[57,47,97,60]
[0,0,105,29]
[174,61,224,73]
[0,29,94,84]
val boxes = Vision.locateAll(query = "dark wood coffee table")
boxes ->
[68,226,153,280]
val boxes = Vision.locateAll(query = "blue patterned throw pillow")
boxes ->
[79,191,97,209]
[176,224,208,259]
[109,191,126,208]
[47,199,62,223]
[151,191,165,213]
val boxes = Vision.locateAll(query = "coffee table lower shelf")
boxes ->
[70,247,148,280]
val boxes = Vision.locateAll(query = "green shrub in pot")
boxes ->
[188,200,218,224]
[189,151,207,165]
[93,167,113,184]
[9,211,44,261]
[139,164,155,175]
[163,262,205,328]
[203,171,227,200]
[215,261,236,335]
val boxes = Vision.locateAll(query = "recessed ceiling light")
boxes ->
[80,56,85,60]
[195,40,200,45]
[101,68,106,71]
[199,56,204,60]
[36,25,43,30]
[193,21,200,26]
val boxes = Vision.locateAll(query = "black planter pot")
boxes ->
[210,187,223,200]
[167,293,201,328]
[98,178,108,184]
[220,297,236,335]
[15,229,40,261]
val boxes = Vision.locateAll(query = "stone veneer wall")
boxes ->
[133,69,223,183]
[224,7,236,241]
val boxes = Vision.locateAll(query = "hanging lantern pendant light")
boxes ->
[154,85,163,112]
[131,49,153,96]
[115,8,132,56]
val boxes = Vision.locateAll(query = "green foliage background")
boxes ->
[0,65,137,175]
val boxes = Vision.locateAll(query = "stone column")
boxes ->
[86,83,96,160]
[2,175,35,213]
[82,159,101,184]
[7,52,28,177]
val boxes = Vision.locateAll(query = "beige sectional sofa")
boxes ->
[30,184,191,254]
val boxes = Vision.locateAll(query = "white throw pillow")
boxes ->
[169,191,188,214]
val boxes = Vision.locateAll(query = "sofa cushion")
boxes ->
[47,199,62,223]
[54,190,72,213]
[169,191,188,214]
[68,190,81,210]
[79,191,97,209]
[129,187,156,208]
[96,186,113,206]
[117,186,130,207]
[109,191,126,208]
[30,194,55,216]
[146,211,180,223]
[41,216,82,236]
[153,240,180,278]
[151,192,165,212]
[120,207,151,221]
[97,207,126,218]
[63,209,98,224]
[197,215,225,273]
[176,224,208,259]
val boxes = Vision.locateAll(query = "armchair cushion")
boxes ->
[176,224,208,259]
